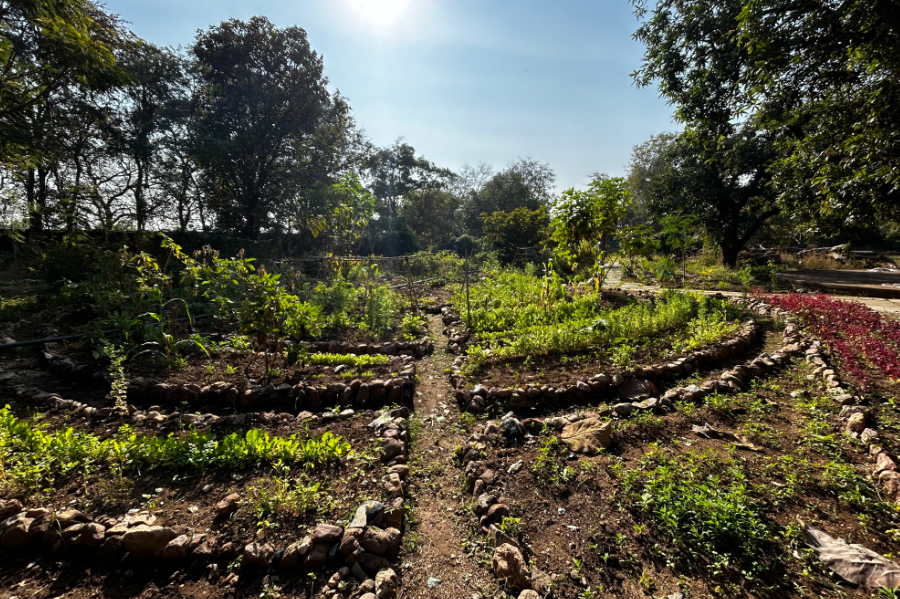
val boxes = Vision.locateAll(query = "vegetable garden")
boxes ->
[1,248,899,599]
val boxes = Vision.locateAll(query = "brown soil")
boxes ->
[2,305,899,599]
[127,352,404,389]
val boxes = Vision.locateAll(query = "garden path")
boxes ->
[607,266,900,314]
[399,314,493,598]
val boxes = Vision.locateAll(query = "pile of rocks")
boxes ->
[440,307,471,354]
[447,320,759,414]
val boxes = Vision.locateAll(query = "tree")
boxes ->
[0,0,130,166]
[551,175,629,289]
[191,17,349,239]
[365,140,453,220]
[400,188,461,250]
[631,0,900,236]
[626,132,678,225]
[114,42,190,231]
[482,206,550,264]
[462,158,555,235]
[645,128,779,267]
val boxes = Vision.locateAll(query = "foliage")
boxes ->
[244,474,322,521]
[462,158,556,236]
[623,447,775,578]
[0,0,130,167]
[457,272,741,361]
[631,0,900,237]
[304,352,390,367]
[482,206,550,264]
[765,293,900,389]
[191,16,351,239]
[644,128,779,267]
[551,175,629,291]
[0,405,351,493]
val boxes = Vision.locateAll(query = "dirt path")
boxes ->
[607,265,900,314]
[400,314,494,598]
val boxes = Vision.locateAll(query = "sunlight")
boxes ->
[346,0,413,29]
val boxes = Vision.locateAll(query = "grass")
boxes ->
[620,445,777,580]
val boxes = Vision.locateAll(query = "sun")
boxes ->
[346,0,413,28]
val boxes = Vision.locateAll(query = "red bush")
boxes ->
[764,293,900,390]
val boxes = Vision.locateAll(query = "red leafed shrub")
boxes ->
[764,293,900,390]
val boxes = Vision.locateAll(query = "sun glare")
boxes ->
[347,0,413,28]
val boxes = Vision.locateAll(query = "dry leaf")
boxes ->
[561,418,611,453]
[619,378,657,400]
[692,423,759,451]
[801,519,900,588]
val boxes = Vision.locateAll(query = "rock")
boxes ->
[876,454,898,476]
[80,522,106,549]
[480,504,509,527]
[361,527,401,556]
[493,543,530,590]
[546,416,568,430]
[313,523,344,544]
[0,499,23,522]
[339,529,363,555]
[242,542,275,567]
[302,543,329,568]
[530,568,553,596]
[56,508,91,526]
[163,534,193,560]
[128,512,157,527]
[508,460,524,474]
[0,513,37,548]
[280,538,311,568]
[381,439,404,461]
[613,402,635,417]
[519,591,540,599]
[375,568,399,599]
[349,501,385,528]
[360,553,392,575]
[881,470,900,497]
[383,498,404,530]
[216,493,240,517]
[846,412,867,434]
[619,378,657,400]
[561,418,611,453]
[474,493,499,516]
[122,525,178,559]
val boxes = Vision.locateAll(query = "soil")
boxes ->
[2,301,900,599]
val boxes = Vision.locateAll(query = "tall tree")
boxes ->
[632,0,900,235]
[365,139,454,219]
[0,0,129,167]
[190,17,349,239]
[646,128,778,267]
[462,158,555,235]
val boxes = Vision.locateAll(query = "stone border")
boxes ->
[748,297,900,507]
[37,336,434,389]
[447,318,759,414]
[0,405,413,599]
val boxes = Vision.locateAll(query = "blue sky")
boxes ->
[103,0,676,191]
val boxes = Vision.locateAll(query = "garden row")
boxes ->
[0,401,416,599]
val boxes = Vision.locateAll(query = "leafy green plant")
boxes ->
[0,406,351,493]
[304,352,389,367]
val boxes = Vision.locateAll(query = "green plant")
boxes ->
[500,516,521,537]
[243,474,322,521]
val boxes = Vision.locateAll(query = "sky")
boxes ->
[102,0,677,192]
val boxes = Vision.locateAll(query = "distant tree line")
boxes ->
[0,1,561,260]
